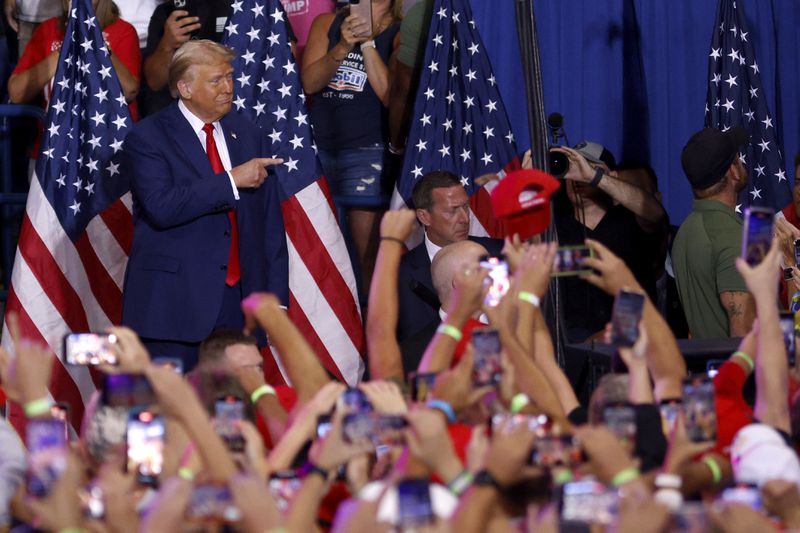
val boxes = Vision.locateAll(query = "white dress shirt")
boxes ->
[424,232,443,262]
[178,100,239,200]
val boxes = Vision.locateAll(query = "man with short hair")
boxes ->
[396,171,501,344]
[672,127,754,338]
[121,40,288,370]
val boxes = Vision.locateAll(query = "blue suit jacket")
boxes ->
[396,236,503,343]
[121,103,289,342]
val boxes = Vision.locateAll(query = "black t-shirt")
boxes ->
[139,0,297,117]
[556,204,662,342]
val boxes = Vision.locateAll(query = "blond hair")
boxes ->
[168,40,236,98]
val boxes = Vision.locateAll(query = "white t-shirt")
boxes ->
[116,0,168,48]
[15,0,62,23]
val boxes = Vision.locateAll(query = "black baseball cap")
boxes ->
[681,127,749,190]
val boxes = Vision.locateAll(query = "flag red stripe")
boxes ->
[99,199,133,255]
[282,196,365,353]
[73,233,123,323]
[287,291,345,382]
[5,286,86,431]
[259,344,287,387]
[16,215,90,332]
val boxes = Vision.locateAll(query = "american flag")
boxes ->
[705,0,791,212]
[393,0,520,237]
[222,0,364,385]
[1,0,134,428]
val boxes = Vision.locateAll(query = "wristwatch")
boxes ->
[360,40,376,52]
[473,469,501,490]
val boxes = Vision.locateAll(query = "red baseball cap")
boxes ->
[490,169,560,240]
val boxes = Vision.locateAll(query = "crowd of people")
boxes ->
[1,0,800,532]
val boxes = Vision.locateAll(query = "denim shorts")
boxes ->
[317,144,387,198]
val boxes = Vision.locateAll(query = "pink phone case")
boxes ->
[349,1,373,38]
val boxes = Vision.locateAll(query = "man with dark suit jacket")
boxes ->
[397,171,502,345]
[120,40,288,369]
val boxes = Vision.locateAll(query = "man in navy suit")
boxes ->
[396,171,502,344]
[120,40,288,369]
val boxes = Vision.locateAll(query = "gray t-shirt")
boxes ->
[15,0,63,23]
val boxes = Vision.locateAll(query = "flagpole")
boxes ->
[514,0,566,366]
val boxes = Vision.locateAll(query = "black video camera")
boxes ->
[547,112,570,179]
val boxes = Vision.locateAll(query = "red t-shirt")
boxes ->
[13,16,141,156]
[713,360,753,457]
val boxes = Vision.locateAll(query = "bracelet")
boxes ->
[654,473,682,490]
[177,467,195,481]
[611,466,640,487]
[23,397,53,418]
[589,168,604,187]
[703,456,722,484]
[388,143,405,156]
[436,323,463,342]
[518,291,541,308]
[731,351,754,371]
[250,384,277,404]
[380,236,405,246]
[299,461,329,480]
[446,470,473,496]
[509,393,531,414]
[360,39,376,51]
[426,399,456,423]
[654,488,683,511]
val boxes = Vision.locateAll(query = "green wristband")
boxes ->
[553,469,574,485]
[703,456,722,484]
[23,397,53,418]
[509,393,531,414]
[518,291,541,308]
[437,323,463,342]
[447,470,474,496]
[58,528,87,533]
[250,384,277,404]
[177,467,195,481]
[732,351,754,371]
[611,466,640,487]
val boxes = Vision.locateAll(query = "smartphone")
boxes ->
[126,409,165,486]
[348,0,373,38]
[64,333,118,365]
[683,376,717,443]
[659,398,683,437]
[342,412,408,446]
[779,312,796,366]
[706,359,726,379]
[215,395,245,453]
[102,374,155,408]
[560,479,618,525]
[490,412,550,437]
[531,435,584,467]
[552,245,594,277]
[316,414,333,439]
[268,471,303,512]
[472,327,502,387]
[152,357,184,375]
[186,484,242,523]
[721,484,762,510]
[337,387,373,413]
[479,255,510,307]
[610,289,646,347]
[27,418,69,497]
[602,404,637,442]
[785,267,794,281]
[397,479,434,529]
[408,371,438,403]
[741,207,774,266]
[50,402,71,441]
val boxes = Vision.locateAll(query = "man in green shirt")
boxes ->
[672,127,755,338]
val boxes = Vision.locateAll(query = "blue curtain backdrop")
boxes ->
[468,0,800,224]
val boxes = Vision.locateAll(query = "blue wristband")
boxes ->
[427,399,456,423]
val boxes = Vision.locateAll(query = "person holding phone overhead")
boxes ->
[302,0,402,297]
[672,127,755,339]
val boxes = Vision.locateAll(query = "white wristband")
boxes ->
[360,40,376,51]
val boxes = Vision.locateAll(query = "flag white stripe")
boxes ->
[86,214,127,290]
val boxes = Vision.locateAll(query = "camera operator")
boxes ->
[548,142,667,342]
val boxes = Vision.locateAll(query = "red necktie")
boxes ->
[203,123,240,286]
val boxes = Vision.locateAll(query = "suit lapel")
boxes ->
[221,114,245,167]
[162,104,216,181]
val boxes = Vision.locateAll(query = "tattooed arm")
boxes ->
[720,291,755,337]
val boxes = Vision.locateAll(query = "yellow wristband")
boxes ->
[509,393,531,414]
[732,351,754,371]
[437,323,463,342]
[23,397,53,418]
[518,291,541,308]
[611,466,640,487]
[250,384,277,404]
[177,467,195,481]
[703,456,722,484]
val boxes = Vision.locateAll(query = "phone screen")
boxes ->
[659,399,683,436]
[742,207,774,266]
[552,245,594,277]
[337,387,373,413]
[186,484,241,523]
[342,412,408,446]
[531,435,583,467]
[268,472,303,512]
[27,419,68,497]
[610,290,645,347]
[215,396,245,452]
[50,403,70,441]
[152,357,184,375]
[397,479,434,529]
[472,327,502,387]
[602,405,637,443]
[102,374,155,408]
[683,376,717,442]
[560,480,618,525]
[779,312,796,366]
[64,333,118,365]
[126,410,165,486]
[721,484,762,510]
[491,413,550,436]
[408,372,438,403]
[479,255,510,307]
